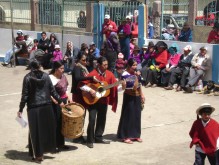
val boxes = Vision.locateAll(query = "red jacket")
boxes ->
[102,20,118,39]
[189,118,219,156]
[154,50,168,69]
[207,30,219,43]
[80,69,118,112]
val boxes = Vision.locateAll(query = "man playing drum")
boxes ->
[79,57,118,148]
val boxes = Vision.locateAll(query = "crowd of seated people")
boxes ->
[139,41,210,93]
[1,30,34,66]
[1,28,211,94]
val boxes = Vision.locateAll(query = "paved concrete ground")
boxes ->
[0,65,218,165]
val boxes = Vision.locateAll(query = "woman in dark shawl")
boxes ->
[17,59,64,162]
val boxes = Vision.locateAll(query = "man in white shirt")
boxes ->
[184,46,210,93]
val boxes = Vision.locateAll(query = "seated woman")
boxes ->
[161,43,181,87]
[140,42,155,85]
[145,41,169,87]
[128,46,142,70]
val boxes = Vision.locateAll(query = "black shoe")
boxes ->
[72,136,86,144]
[184,85,193,93]
[95,137,110,144]
[86,143,93,148]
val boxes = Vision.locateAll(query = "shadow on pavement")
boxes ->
[103,133,119,142]
[58,145,78,152]
[4,150,35,162]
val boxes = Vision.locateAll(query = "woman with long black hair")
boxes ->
[18,59,64,162]
[117,58,145,144]
[49,61,70,151]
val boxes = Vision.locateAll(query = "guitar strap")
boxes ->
[97,68,106,77]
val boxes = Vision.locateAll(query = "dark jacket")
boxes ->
[38,38,50,52]
[178,29,192,42]
[19,71,62,112]
[102,34,121,54]
[71,65,93,94]
[177,52,194,69]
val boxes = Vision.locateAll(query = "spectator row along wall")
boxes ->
[145,39,219,84]
[1,28,219,84]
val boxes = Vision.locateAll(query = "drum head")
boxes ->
[62,103,85,117]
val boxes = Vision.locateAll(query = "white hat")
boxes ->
[162,28,167,32]
[90,42,95,46]
[200,46,208,51]
[126,15,131,19]
[196,103,215,115]
[118,53,124,59]
[17,30,23,34]
[167,24,175,29]
[104,14,110,19]
[184,45,192,51]
[142,44,148,49]
[55,44,60,49]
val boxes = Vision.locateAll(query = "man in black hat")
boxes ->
[189,103,219,165]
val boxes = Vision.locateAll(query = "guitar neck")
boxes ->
[103,81,122,90]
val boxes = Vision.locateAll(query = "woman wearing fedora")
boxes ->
[189,103,219,165]
[128,45,142,70]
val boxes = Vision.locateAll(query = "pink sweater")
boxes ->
[169,53,181,67]
[53,50,63,62]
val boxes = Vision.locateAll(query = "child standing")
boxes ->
[115,53,127,80]
[189,103,219,165]
[53,44,63,62]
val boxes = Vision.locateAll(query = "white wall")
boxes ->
[0,28,93,56]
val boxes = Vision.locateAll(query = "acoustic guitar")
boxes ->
[82,80,122,105]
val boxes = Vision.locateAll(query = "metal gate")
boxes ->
[161,0,189,29]
[102,1,142,26]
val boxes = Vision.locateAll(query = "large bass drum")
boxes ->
[61,102,85,139]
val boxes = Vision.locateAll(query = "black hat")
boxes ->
[148,41,155,48]
[155,41,168,49]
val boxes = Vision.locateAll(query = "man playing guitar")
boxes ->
[79,57,118,148]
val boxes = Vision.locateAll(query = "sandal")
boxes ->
[136,138,143,143]
[123,139,133,144]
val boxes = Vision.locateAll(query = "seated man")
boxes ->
[184,46,210,93]
[161,24,176,41]
[14,33,34,65]
[89,42,100,58]
[164,45,194,91]
[2,30,24,66]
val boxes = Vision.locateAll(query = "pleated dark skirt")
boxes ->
[52,97,67,148]
[117,93,142,140]
[27,104,56,157]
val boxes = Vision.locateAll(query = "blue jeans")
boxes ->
[4,47,20,63]
[194,150,216,165]
[119,37,130,60]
